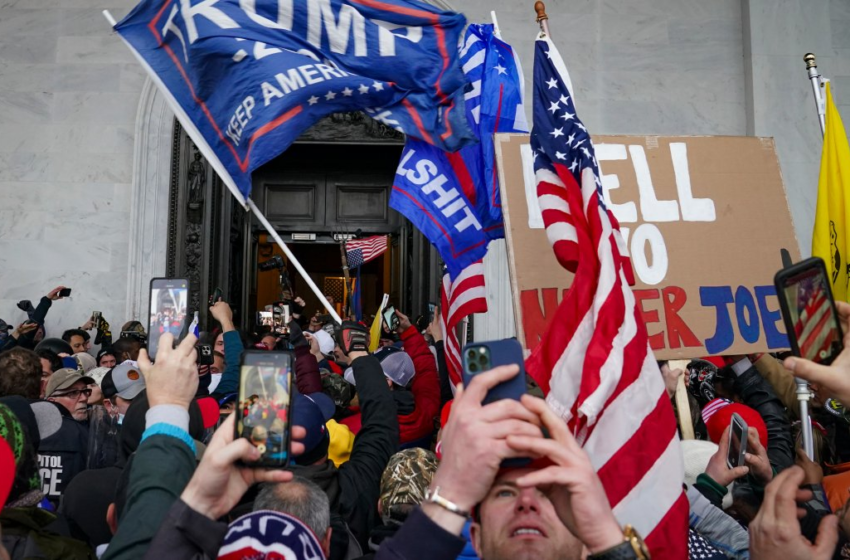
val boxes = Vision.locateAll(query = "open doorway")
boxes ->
[253,234,393,324]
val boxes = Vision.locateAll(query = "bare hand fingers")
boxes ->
[520,395,580,453]
[771,466,806,522]
[484,420,544,441]
[461,365,520,405]
[814,515,840,557]
[250,469,293,485]
[479,398,542,425]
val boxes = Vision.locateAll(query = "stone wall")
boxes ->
[0,0,847,341]
[0,1,142,336]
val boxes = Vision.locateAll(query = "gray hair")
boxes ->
[254,476,330,538]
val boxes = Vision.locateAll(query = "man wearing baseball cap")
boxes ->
[101,360,147,422]
[40,367,93,504]
[45,368,95,422]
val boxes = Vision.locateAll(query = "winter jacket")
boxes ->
[373,508,465,560]
[37,404,89,505]
[291,354,397,553]
[734,362,795,472]
[397,327,440,444]
[211,330,244,398]
[686,485,749,559]
[102,431,196,560]
[0,507,95,560]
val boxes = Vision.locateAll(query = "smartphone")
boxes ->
[462,339,527,405]
[383,306,399,331]
[257,311,274,327]
[59,288,72,298]
[726,413,748,469]
[428,303,436,323]
[235,350,293,467]
[774,257,844,365]
[148,278,190,360]
[209,287,222,307]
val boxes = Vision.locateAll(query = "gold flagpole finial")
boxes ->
[804,53,817,70]
[534,1,549,35]
[534,1,548,22]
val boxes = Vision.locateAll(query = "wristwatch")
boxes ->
[588,525,650,560]
[424,486,472,519]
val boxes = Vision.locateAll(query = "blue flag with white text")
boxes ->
[114,0,474,203]
[391,24,527,278]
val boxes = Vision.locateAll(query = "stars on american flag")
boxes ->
[531,40,599,192]
[358,84,370,94]
[325,90,336,100]
[342,87,353,97]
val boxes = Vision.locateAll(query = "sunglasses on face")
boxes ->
[53,388,93,400]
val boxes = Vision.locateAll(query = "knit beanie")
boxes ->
[0,403,41,504]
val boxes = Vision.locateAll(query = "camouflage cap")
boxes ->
[380,448,438,524]
[321,370,354,408]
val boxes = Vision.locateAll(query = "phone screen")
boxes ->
[383,306,398,330]
[780,265,842,363]
[257,311,274,327]
[148,278,189,360]
[428,303,436,323]
[236,351,292,467]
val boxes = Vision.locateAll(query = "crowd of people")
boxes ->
[2,285,850,559]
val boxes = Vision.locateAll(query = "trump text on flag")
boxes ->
[497,134,802,359]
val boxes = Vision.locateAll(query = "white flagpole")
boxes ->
[103,10,342,324]
[804,53,826,137]
[490,11,502,38]
[798,52,825,461]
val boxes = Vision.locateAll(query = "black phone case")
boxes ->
[774,257,844,365]
[236,350,294,468]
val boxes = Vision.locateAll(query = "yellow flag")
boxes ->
[813,82,850,302]
[369,294,390,352]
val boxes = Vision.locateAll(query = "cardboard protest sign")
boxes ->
[496,133,801,360]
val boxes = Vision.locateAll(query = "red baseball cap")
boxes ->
[702,398,768,448]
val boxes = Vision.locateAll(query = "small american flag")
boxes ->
[440,260,488,388]
[345,235,388,269]
[525,33,687,556]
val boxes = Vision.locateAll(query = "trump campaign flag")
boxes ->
[391,24,527,279]
[525,34,687,556]
[113,0,475,204]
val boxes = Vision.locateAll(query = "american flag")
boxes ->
[525,34,687,556]
[440,261,488,388]
[794,275,840,362]
[345,235,388,269]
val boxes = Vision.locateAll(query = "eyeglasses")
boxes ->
[52,388,93,400]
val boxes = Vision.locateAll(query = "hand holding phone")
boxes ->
[148,278,190,361]
[462,339,526,405]
[235,351,293,467]
[726,413,748,469]
[382,306,400,332]
[775,257,844,365]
